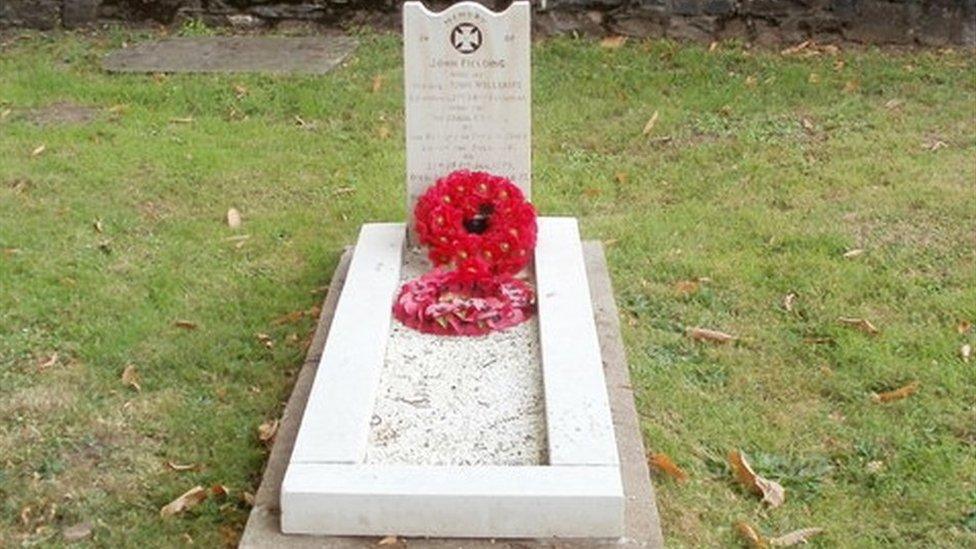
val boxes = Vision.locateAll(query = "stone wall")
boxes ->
[1,0,973,46]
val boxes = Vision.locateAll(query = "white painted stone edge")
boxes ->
[289,223,405,464]
[283,218,623,536]
[536,217,620,466]
[281,464,624,538]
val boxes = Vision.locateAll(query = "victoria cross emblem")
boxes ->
[450,23,482,54]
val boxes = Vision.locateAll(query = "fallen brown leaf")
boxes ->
[642,110,659,136]
[780,40,810,56]
[377,535,400,546]
[599,35,627,49]
[808,73,820,84]
[258,418,280,446]
[729,450,785,508]
[164,461,199,472]
[957,320,972,334]
[769,527,824,546]
[377,124,391,139]
[174,320,198,330]
[93,219,104,233]
[226,207,242,229]
[211,484,230,497]
[687,327,737,344]
[62,521,93,542]
[242,491,256,507]
[121,364,141,392]
[0,108,12,120]
[31,144,46,157]
[734,521,767,548]
[708,41,719,52]
[801,117,815,131]
[648,452,688,482]
[233,84,248,99]
[783,292,797,313]
[842,248,864,258]
[884,98,903,110]
[842,80,859,93]
[273,310,305,325]
[961,344,972,363]
[372,74,384,93]
[256,333,274,349]
[38,352,59,371]
[614,171,628,185]
[872,381,919,403]
[170,116,194,124]
[837,317,879,335]
[745,75,757,88]
[159,485,207,517]
[673,279,700,297]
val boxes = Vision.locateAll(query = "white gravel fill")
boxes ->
[365,249,547,466]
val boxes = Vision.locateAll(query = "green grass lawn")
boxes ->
[1,28,974,547]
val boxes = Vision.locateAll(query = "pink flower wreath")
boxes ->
[393,170,537,336]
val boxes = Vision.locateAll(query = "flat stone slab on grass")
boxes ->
[102,36,357,74]
[240,241,664,547]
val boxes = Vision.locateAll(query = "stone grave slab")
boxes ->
[268,0,661,542]
[102,36,357,74]
[240,242,664,548]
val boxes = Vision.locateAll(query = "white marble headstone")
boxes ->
[403,1,531,218]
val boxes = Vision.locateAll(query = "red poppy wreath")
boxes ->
[394,170,538,336]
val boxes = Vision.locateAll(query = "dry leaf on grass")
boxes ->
[93,219,104,233]
[62,521,93,542]
[273,310,305,326]
[687,327,737,344]
[160,485,207,517]
[599,36,627,49]
[258,418,280,446]
[377,124,392,139]
[769,527,824,546]
[837,317,879,335]
[174,320,198,330]
[884,98,903,110]
[673,279,700,297]
[648,452,688,482]
[782,292,797,313]
[242,491,256,507]
[233,84,248,99]
[642,110,659,136]
[256,333,274,349]
[121,364,141,392]
[170,116,194,124]
[211,484,230,497]
[957,320,972,334]
[842,248,864,258]
[734,521,767,548]
[31,144,46,157]
[164,461,199,472]
[377,535,401,545]
[872,381,919,403]
[780,40,810,56]
[372,74,384,93]
[226,208,242,229]
[729,450,785,508]
[961,344,972,363]
[38,352,59,371]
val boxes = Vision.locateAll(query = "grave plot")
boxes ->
[280,1,625,539]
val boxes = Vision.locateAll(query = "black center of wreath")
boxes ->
[463,203,494,234]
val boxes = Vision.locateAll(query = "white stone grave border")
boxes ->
[281,218,624,538]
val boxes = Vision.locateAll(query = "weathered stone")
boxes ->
[666,14,717,41]
[63,0,102,28]
[843,0,915,44]
[102,36,357,74]
[1,0,60,29]
[702,0,735,16]
[608,8,667,38]
[669,0,701,17]
[534,9,605,36]
[248,3,329,20]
